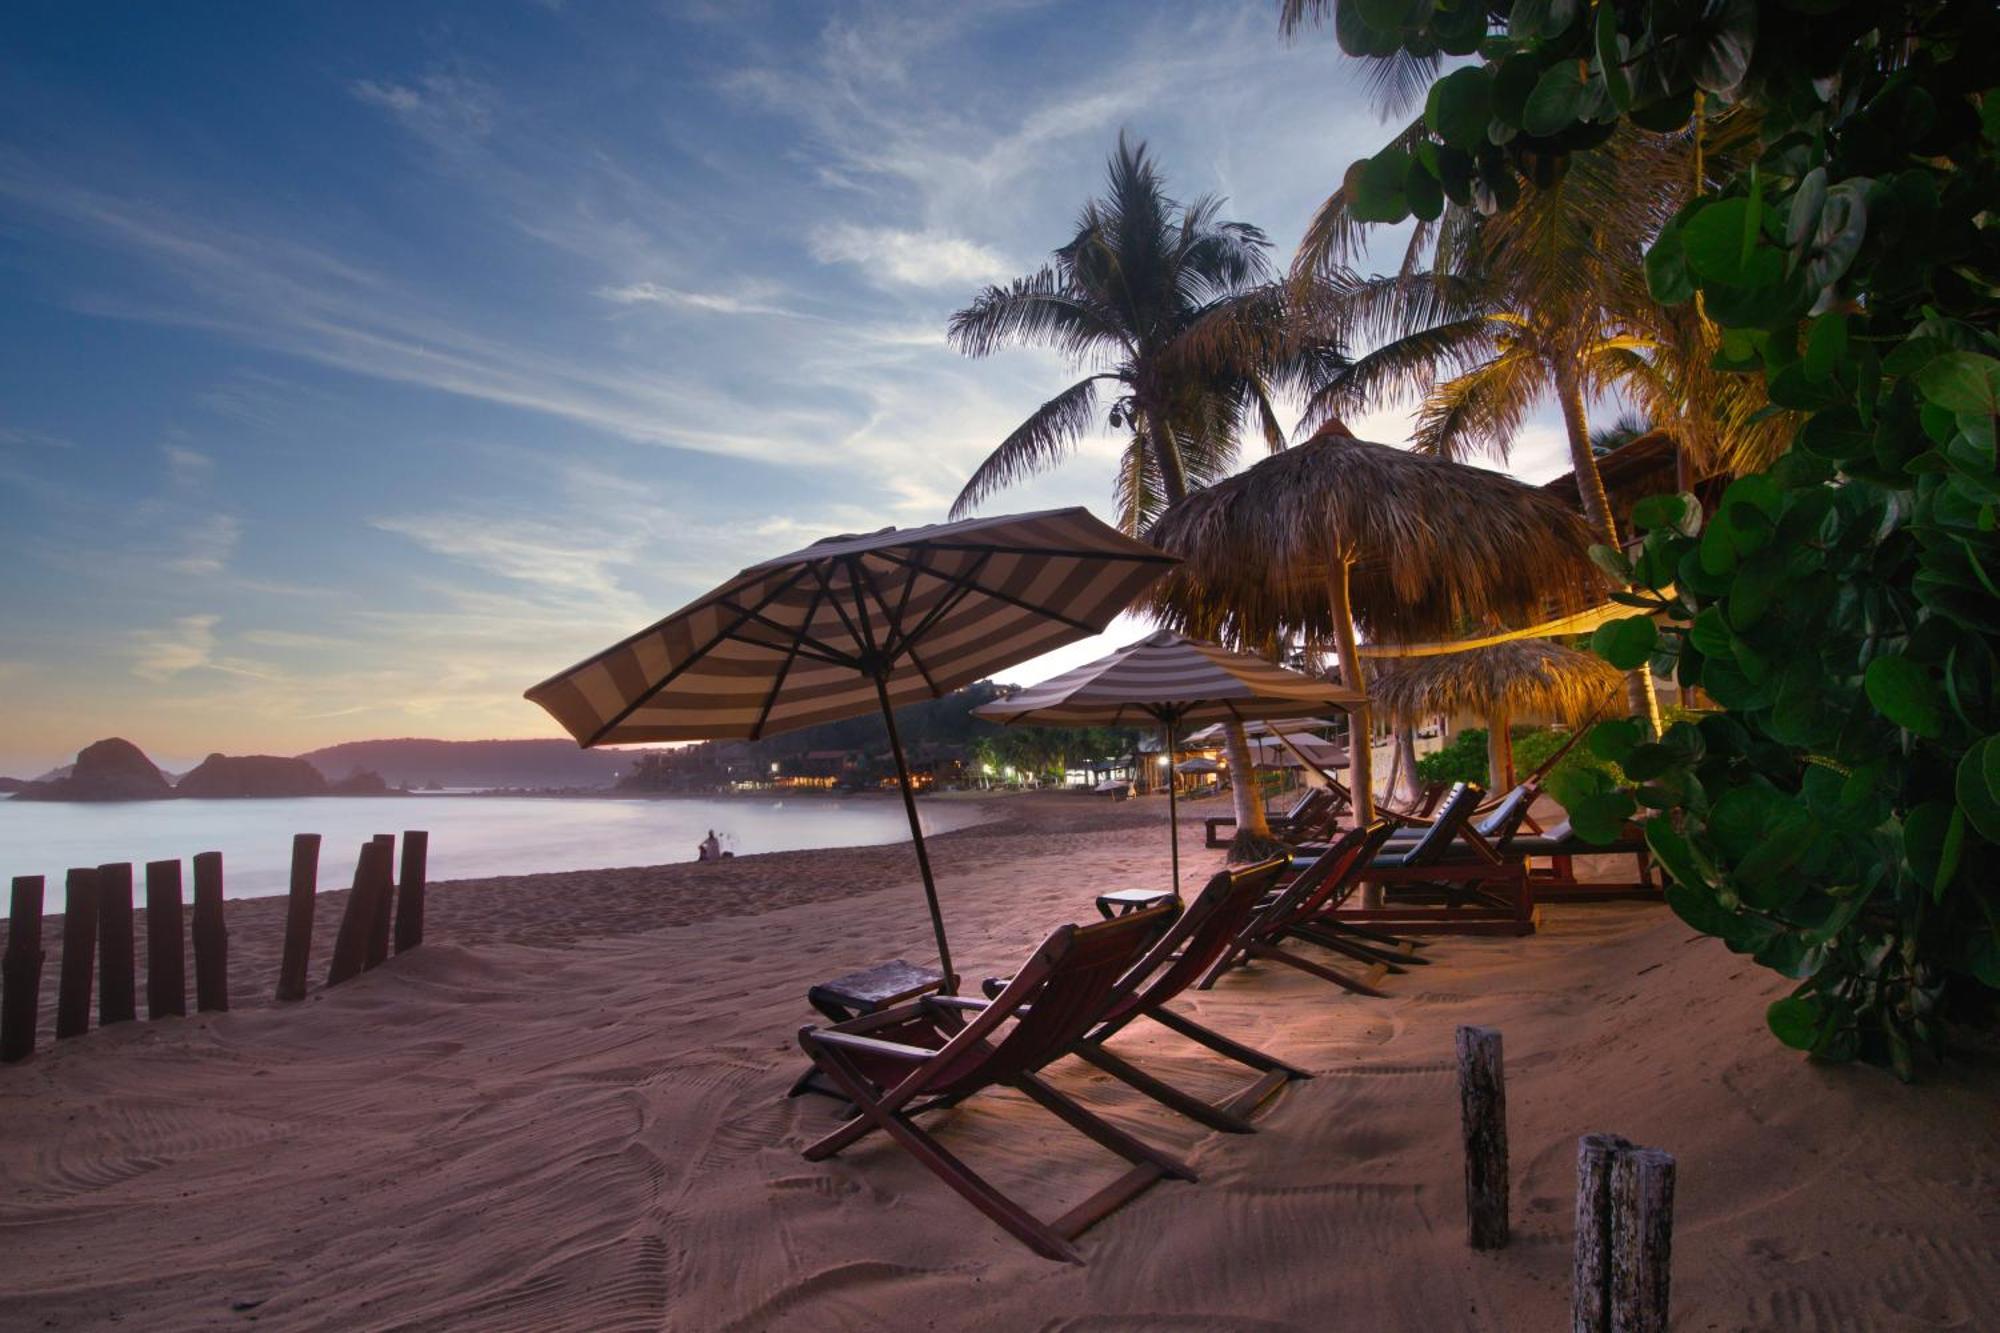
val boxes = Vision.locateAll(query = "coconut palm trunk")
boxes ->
[1556,360,1663,736]
[1486,708,1513,790]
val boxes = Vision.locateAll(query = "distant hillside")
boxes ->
[298,738,638,790]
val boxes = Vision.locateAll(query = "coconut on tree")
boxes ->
[946,133,1342,846]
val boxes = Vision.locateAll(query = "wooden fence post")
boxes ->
[1570,1133,1632,1333]
[394,830,428,955]
[1455,1024,1509,1250]
[192,851,227,1013]
[276,833,320,1002]
[2,876,46,1062]
[144,860,187,1019]
[95,862,138,1026]
[364,833,396,969]
[1610,1148,1676,1333]
[327,840,390,986]
[56,868,100,1039]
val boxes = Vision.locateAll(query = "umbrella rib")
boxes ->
[850,555,947,700]
[803,559,868,658]
[869,548,1105,638]
[745,578,831,740]
[843,555,885,667]
[884,551,991,657]
[713,599,858,668]
[583,564,816,746]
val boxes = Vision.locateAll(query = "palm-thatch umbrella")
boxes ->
[974,629,1363,891]
[1147,423,1604,826]
[1365,638,1625,789]
[525,507,1176,990]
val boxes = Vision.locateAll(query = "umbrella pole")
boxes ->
[874,675,955,992]
[1166,715,1180,897]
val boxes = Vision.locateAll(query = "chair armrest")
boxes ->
[806,1030,936,1061]
[923,995,991,1013]
[979,975,1011,999]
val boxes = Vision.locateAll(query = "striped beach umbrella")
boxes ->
[525,507,1176,989]
[974,630,1364,891]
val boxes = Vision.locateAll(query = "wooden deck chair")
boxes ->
[797,906,1190,1263]
[1380,780,1541,857]
[1269,786,1334,838]
[977,857,1303,1136]
[1337,783,1540,936]
[1198,821,1404,996]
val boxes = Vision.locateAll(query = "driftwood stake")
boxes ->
[394,830,428,955]
[276,833,321,1002]
[1570,1133,1633,1333]
[56,868,100,1039]
[2,876,46,1062]
[364,833,396,969]
[95,862,137,1026]
[145,859,187,1019]
[192,851,228,1013]
[327,840,390,986]
[1610,1147,1676,1333]
[1455,1024,1509,1250]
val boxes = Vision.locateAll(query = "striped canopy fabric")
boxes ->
[526,508,1177,746]
[972,630,1365,729]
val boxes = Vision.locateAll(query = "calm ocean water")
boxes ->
[0,794,988,913]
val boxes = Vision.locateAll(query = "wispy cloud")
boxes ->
[808,224,1010,287]
[131,613,221,680]
[595,280,809,318]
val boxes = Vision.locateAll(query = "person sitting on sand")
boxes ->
[697,828,722,862]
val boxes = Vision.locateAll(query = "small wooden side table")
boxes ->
[790,958,948,1099]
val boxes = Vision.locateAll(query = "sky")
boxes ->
[0,1,1582,776]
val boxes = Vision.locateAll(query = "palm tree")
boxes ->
[1292,119,1790,730]
[949,134,1341,844]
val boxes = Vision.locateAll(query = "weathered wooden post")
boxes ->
[1455,1024,1509,1249]
[144,859,187,1019]
[2,876,46,1062]
[393,830,428,955]
[327,839,390,986]
[276,833,321,1002]
[1610,1148,1676,1333]
[95,862,138,1026]
[364,833,396,969]
[191,851,228,1013]
[56,868,100,1039]
[1570,1133,1632,1333]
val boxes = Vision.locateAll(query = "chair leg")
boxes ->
[1290,923,1426,968]
[799,1041,1083,1262]
[1195,942,1245,990]
[1071,1042,1256,1134]
[1247,943,1388,998]
[1145,1005,1311,1079]
[1012,1073,1196,1182]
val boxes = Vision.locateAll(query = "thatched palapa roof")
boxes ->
[1367,638,1624,728]
[1145,425,1606,645]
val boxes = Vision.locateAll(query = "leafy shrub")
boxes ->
[1310,0,2000,1075]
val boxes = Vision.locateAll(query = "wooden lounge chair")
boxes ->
[1514,818,1660,900]
[979,857,1304,1136]
[1205,785,1338,849]
[1198,821,1405,995]
[1335,783,1540,936]
[796,906,1192,1263]
[1377,780,1541,859]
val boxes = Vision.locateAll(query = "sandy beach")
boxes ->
[2,793,1995,1331]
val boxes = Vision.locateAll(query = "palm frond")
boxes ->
[949,375,1112,519]
[1409,347,1544,463]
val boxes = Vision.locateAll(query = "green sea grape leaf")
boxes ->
[1863,654,1943,737]
[1916,352,2000,415]
[1901,802,1964,900]
[1592,615,1658,669]
[1569,789,1637,845]
[1522,60,1586,136]
[1767,995,1823,1050]
[1427,66,1493,150]
[1956,736,2000,842]
[1588,717,1642,764]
